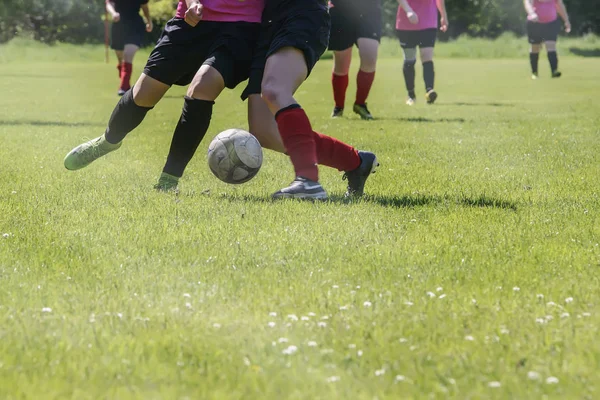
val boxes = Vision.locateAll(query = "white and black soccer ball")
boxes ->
[207,129,263,184]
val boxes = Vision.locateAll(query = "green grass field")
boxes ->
[0,38,599,399]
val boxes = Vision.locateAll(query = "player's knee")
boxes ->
[402,47,417,62]
[545,41,557,51]
[403,59,416,69]
[260,82,282,109]
[531,44,542,53]
[420,48,434,62]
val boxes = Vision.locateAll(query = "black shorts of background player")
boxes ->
[328,0,382,120]
[106,0,153,95]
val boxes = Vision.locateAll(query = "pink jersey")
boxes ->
[396,0,438,31]
[528,0,558,23]
[176,0,264,23]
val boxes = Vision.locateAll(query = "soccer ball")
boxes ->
[207,129,263,184]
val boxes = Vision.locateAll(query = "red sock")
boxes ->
[314,131,360,172]
[275,107,319,181]
[332,73,349,108]
[355,70,375,105]
[116,62,123,78]
[120,62,133,91]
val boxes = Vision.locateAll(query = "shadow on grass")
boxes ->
[0,120,104,127]
[162,94,185,99]
[569,47,600,57]
[380,117,467,123]
[211,192,517,211]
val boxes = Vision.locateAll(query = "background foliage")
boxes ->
[0,0,598,44]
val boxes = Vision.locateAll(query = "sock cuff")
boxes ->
[358,69,375,75]
[275,104,301,120]
[183,96,215,106]
[124,89,154,111]
[332,73,349,78]
[403,59,417,66]
[422,61,434,66]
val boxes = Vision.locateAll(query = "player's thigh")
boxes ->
[333,48,353,75]
[357,38,379,71]
[187,65,225,101]
[262,47,308,107]
[247,94,285,153]
[132,73,170,107]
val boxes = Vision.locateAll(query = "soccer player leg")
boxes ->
[354,38,378,119]
[261,47,318,176]
[545,40,560,77]
[420,46,436,103]
[332,48,352,117]
[64,73,168,171]
[402,46,417,104]
[247,94,286,153]
[119,44,140,94]
[527,21,542,78]
[111,22,125,79]
[157,64,225,191]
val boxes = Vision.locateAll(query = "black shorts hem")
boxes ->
[396,28,437,49]
[527,19,559,44]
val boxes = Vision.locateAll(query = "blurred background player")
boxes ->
[524,0,571,79]
[106,0,153,96]
[241,0,378,200]
[328,0,382,120]
[396,0,448,105]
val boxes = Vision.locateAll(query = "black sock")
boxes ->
[530,52,539,74]
[403,60,416,98]
[162,97,214,178]
[422,61,434,92]
[547,51,558,72]
[104,89,153,144]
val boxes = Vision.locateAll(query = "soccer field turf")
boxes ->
[0,51,599,399]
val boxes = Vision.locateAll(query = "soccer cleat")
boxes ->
[425,89,438,104]
[153,172,179,192]
[551,70,562,78]
[353,103,374,120]
[531,73,539,80]
[406,97,416,106]
[272,177,328,200]
[343,151,379,198]
[117,89,127,96]
[64,135,122,171]
[331,106,344,118]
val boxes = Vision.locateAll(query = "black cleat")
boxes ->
[343,151,379,197]
[551,70,562,78]
[353,103,374,120]
[425,89,438,104]
[331,106,344,118]
[117,89,127,96]
[272,177,328,200]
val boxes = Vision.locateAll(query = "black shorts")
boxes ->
[328,0,382,51]
[143,19,260,89]
[396,29,437,49]
[111,17,145,50]
[527,19,559,44]
[241,6,330,100]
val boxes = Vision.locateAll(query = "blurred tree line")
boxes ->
[0,0,598,45]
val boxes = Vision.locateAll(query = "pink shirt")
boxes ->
[528,0,558,23]
[176,0,264,23]
[396,0,438,31]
